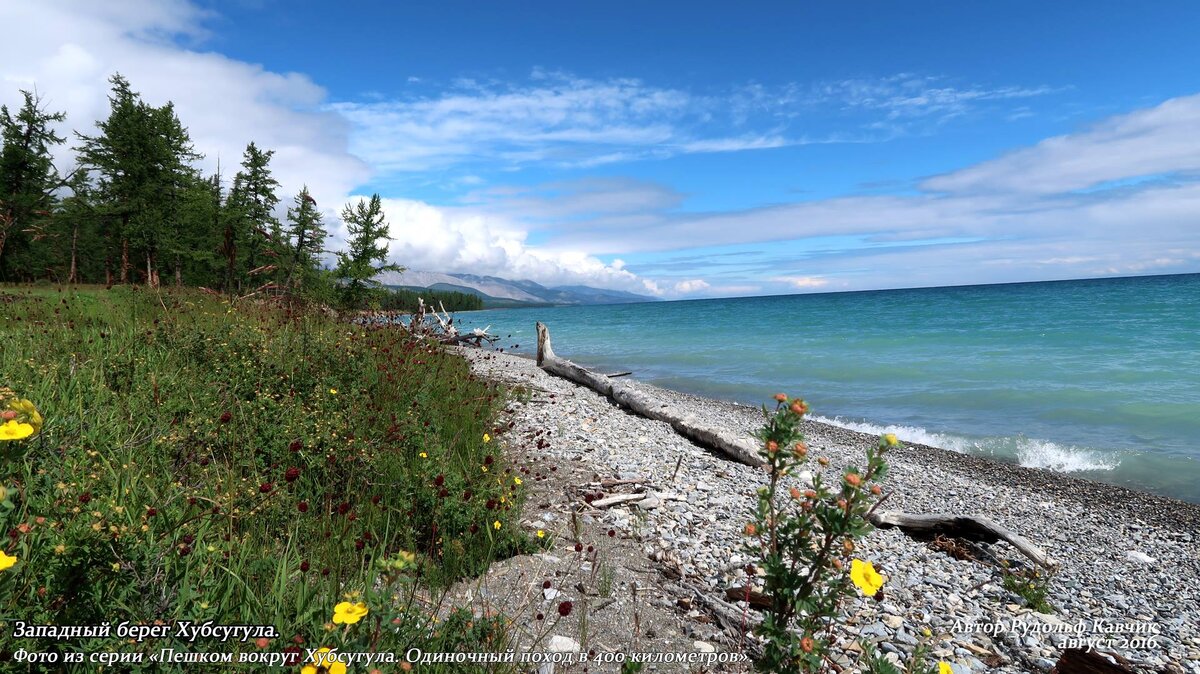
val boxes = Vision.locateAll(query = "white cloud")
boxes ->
[923,92,1200,194]
[341,196,663,296]
[776,276,831,289]
[672,279,710,294]
[0,0,370,215]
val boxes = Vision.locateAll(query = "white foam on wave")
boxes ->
[813,415,1120,473]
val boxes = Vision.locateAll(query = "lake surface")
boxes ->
[457,274,1200,503]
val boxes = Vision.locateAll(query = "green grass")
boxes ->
[0,284,529,670]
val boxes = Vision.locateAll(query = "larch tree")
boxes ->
[224,142,280,291]
[0,89,67,279]
[284,185,327,288]
[333,193,401,308]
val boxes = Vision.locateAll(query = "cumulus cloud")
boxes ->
[334,196,663,296]
[0,0,370,213]
[672,279,710,294]
[0,1,661,294]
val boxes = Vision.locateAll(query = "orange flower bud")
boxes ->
[744,523,757,536]
[870,485,882,496]
[800,637,815,653]
[837,498,848,511]
[832,558,843,570]
[774,393,788,402]
[789,487,802,500]
[793,442,808,457]
[843,539,855,555]
[766,441,778,454]
[818,457,829,466]
[790,400,808,415]
[804,489,817,499]
[844,472,862,488]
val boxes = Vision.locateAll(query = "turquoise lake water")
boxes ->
[455,274,1200,503]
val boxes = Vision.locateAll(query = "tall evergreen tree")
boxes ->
[76,75,201,286]
[0,89,67,279]
[334,194,401,308]
[284,185,326,288]
[225,142,280,290]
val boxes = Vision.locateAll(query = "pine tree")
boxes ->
[334,194,401,308]
[284,186,327,288]
[0,89,67,279]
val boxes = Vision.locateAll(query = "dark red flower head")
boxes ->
[284,467,301,483]
[558,601,573,617]
[259,483,274,494]
[219,411,232,424]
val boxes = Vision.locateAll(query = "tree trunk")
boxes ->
[867,510,1055,569]
[146,251,153,288]
[67,224,78,283]
[120,237,129,284]
[175,256,182,286]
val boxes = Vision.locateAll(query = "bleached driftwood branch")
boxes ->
[535,322,764,467]
[868,510,1055,569]
[408,298,498,347]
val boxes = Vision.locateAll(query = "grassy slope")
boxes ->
[0,285,530,669]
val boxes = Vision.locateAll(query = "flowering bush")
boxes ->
[746,394,900,672]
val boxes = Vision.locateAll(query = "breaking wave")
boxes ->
[813,416,1120,473]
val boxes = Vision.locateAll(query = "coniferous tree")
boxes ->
[0,89,67,279]
[334,193,401,308]
[225,142,280,290]
[284,185,326,288]
[58,171,100,283]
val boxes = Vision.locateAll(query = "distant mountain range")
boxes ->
[375,270,659,308]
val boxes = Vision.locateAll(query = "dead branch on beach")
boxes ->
[867,510,1056,569]
[404,298,499,347]
[535,321,765,467]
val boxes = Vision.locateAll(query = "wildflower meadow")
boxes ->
[0,285,532,670]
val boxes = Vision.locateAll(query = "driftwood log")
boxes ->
[868,510,1055,569]
[536,322,765,467]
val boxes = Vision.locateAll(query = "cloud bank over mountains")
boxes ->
[2,0,1197,298]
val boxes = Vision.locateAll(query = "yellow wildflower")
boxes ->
[332,601,368,625]
[483,433,491,443]
[0,420,34,441]
[54,545,66,555]
[493,520,501,530]
[329,388,338,395]
[111,562,121,572]
[302,648,347,674]
[850,559,884,596]
[883,433,899,447]
[418,452,427,459]
[0,550,17,571]
[537,530,545,538]
[514,477,522,485]
[938,663,953,674]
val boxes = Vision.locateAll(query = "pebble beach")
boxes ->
[458,347,1200,673]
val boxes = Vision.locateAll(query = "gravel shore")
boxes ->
[457,347,1200,674]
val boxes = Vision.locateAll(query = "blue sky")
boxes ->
[4,1,1200,296]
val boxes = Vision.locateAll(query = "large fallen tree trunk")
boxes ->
[868,510,1055,569]
[536,322,765,467]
